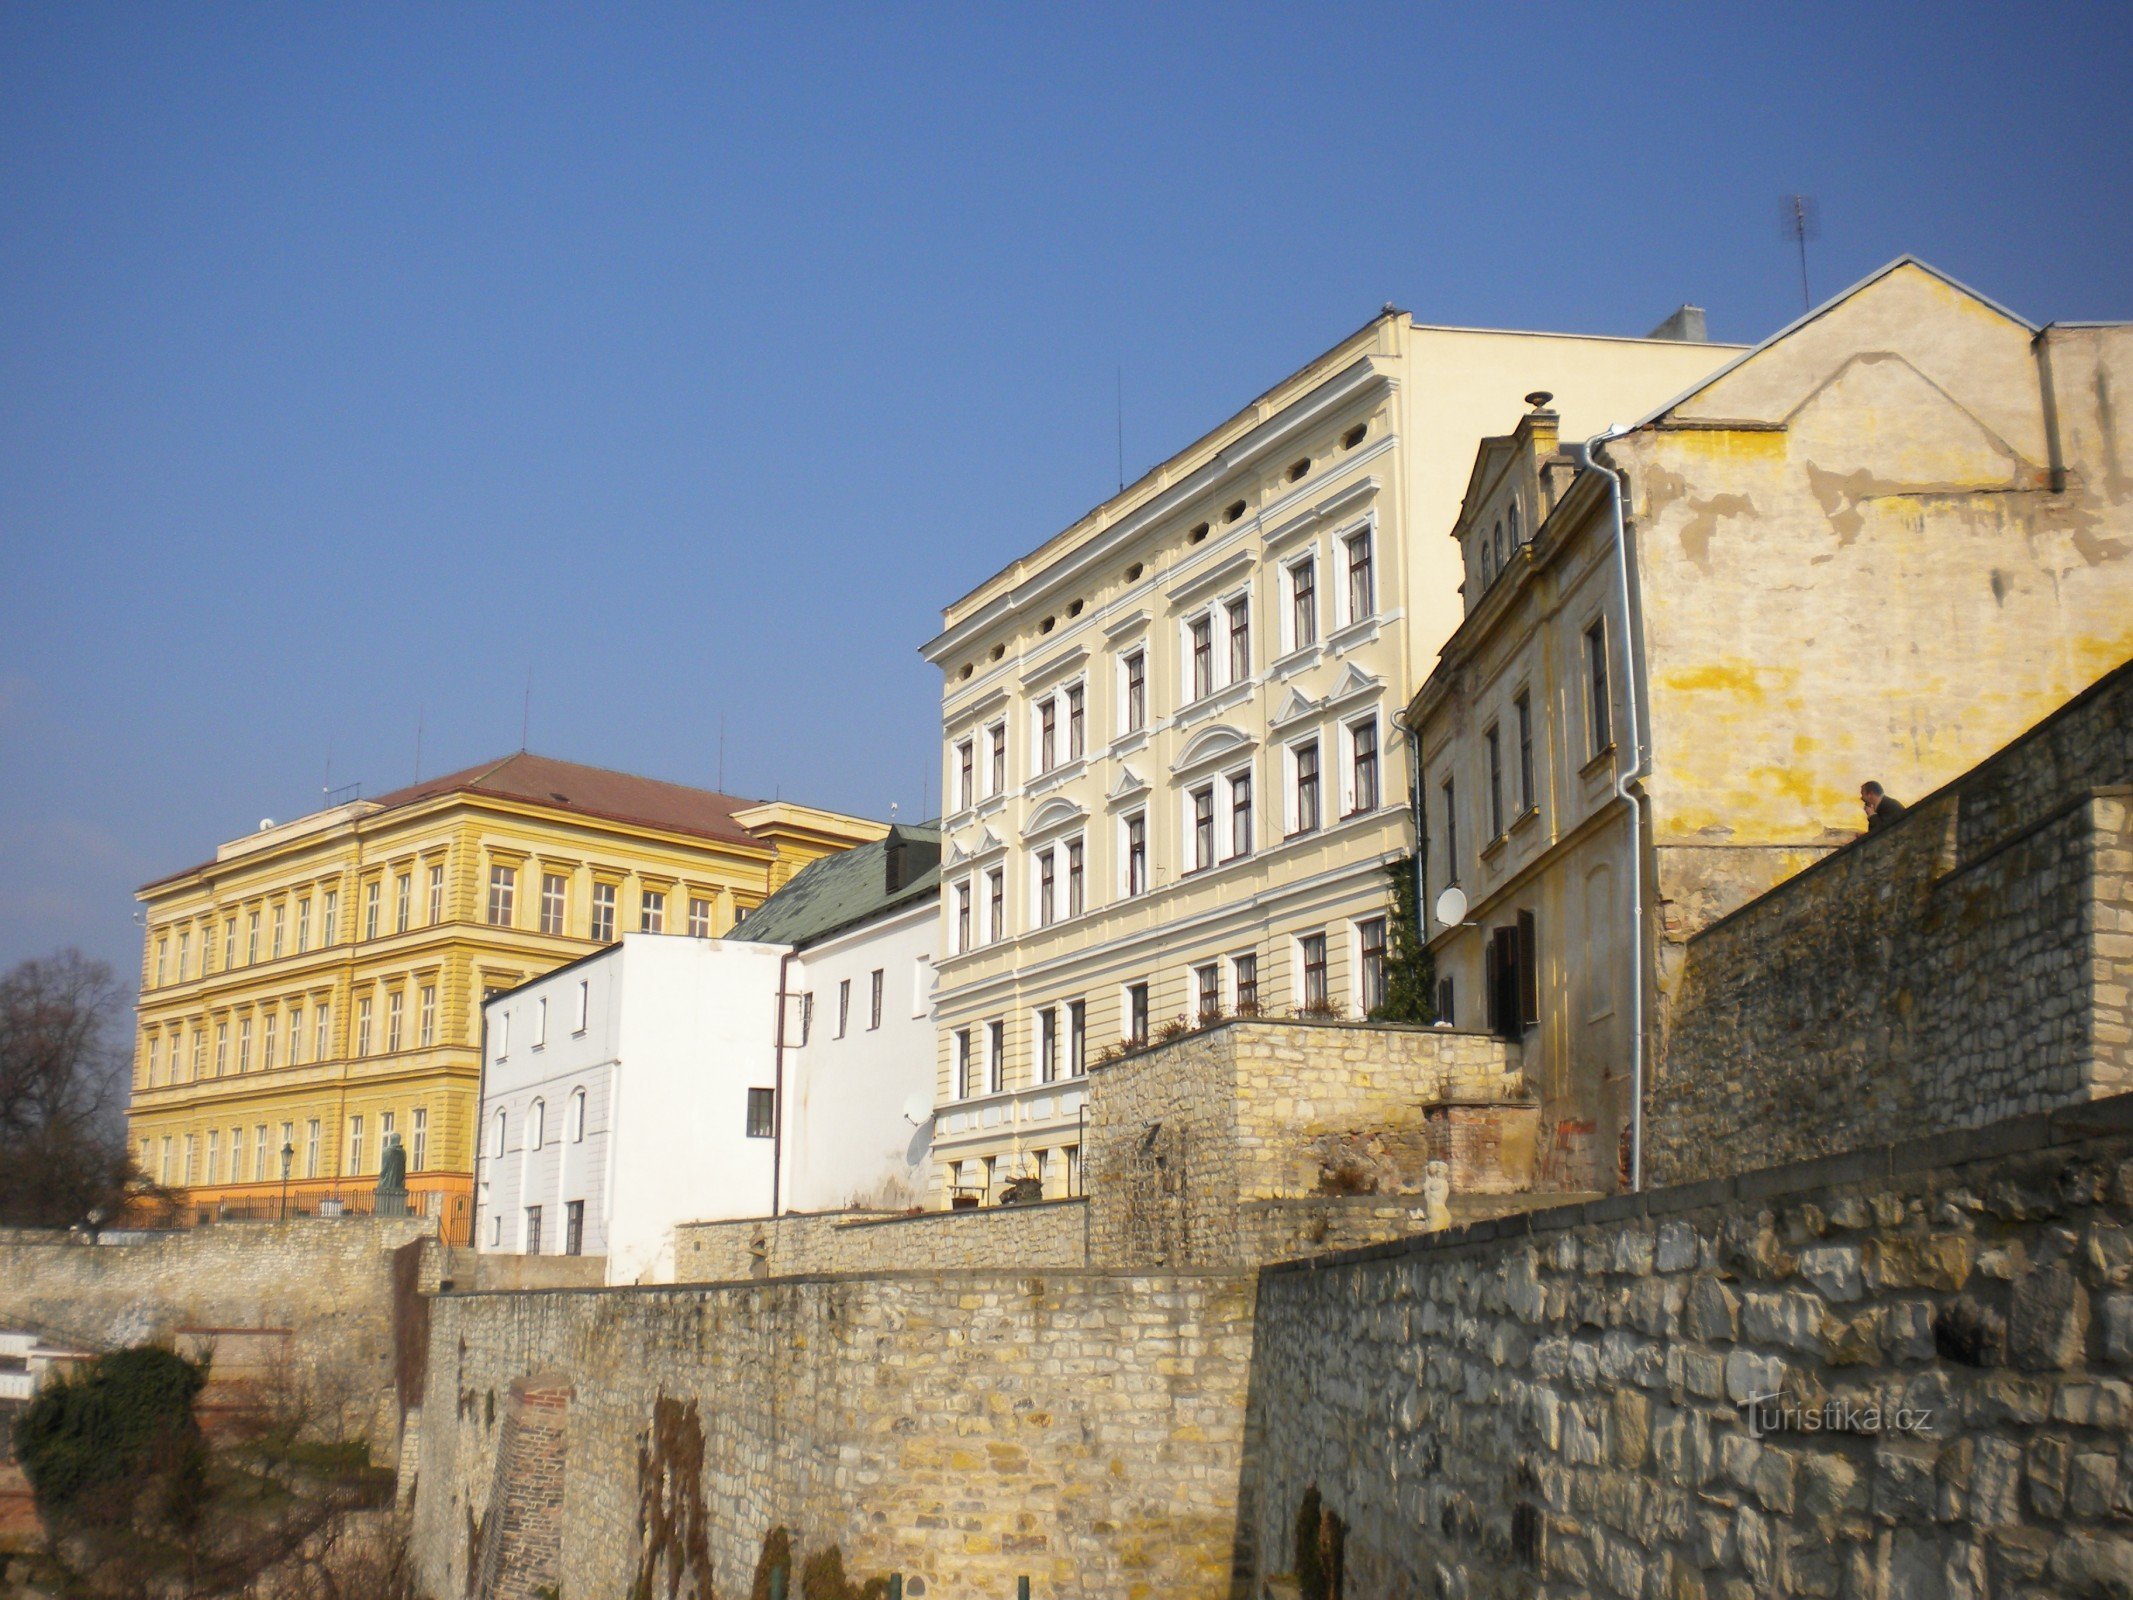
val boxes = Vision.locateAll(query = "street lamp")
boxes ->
[279,1143,295,1222]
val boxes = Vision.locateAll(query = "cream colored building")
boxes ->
[1408,258,2133,1192]
[128,753,880,1239]
[919,308,1737,1203]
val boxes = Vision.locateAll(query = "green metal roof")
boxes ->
[728,823,940,950]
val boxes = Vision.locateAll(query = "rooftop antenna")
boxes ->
[1781,194,1819,313]
[1116,363,1125,493]
[520,666,532,752]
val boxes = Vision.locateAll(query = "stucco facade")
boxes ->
[1409,258,2133,1190]
[919,309,1735,1203]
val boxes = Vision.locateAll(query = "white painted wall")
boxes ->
[782,900,936,1212]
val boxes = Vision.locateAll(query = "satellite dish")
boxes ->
[1434,885,1468,927]
[901,1093,933,1126]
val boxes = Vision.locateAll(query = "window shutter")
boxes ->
[1517,909,1539,1026]
[1483,937,1500,1032]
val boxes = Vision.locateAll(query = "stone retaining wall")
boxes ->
[1242,1090,2133,1597]
[0,1218,436,1466]
[409,1267,1254,1600]
[671,1197,1088,1280]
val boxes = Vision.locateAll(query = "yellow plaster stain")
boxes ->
[1659,663,1800,701]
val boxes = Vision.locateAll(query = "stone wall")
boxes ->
[0,1217,437,1466]
[1241,1091,2133,1598]
[1085,1018,1531,1268]
[409,1267,1254,1600]
[1650,657,2133,1187]
[672,1197,1087,1281]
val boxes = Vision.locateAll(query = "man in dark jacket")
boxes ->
[1861,781,1907,832]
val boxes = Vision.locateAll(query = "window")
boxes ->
[799,992,814,1045]
[956,739,975,810]
[395,873,412,933]
[567,1089,585,1142]
[1300,933,1329,1008]
[1227,598,1250,682]
[954,881,972,953]
[1233,952,1260,1015]
[955,1029,974,1099]
[1067,837,1085,916]
[304,1119,320,1178]
[1586,618,1612,754]
[177,928,191,976]
[987,1019,1005,1094]
[1292,740,1322,835]
[486,866,515,927]
[1125,982,1150,1044]
[869,968,884,1029]
[1039,696,1058,773]
[1066,683,1085,759]
[428,864,446,925]
[1124,812,1147,896]
[688,896,712,937]
[565,1200,585,1256]
[533,996,547,1048]
[1189,614,1214,700]
[1038,1006,1058,1082]
[590,882,616,942]
[988,722,1007,795]
[1289,555,1318,649]
[158,1136,171,1184]
[1191,785,1215,871]
[1124,650,1146,733]
[254,1125,268,1182]
[837,979,851,1038]
[1515,692,1534,815]
[1068,1000,1087,1075]
[355,996,373,1056]
[193,1029,206,1079]
[1195,963,1221,1023]
[494,1011,510,1059]
[1442,777,1459,886]
[1351,720,1379,814]
[411,1108,428,1170]
[419,985,436,1046]
[295,900,310,953]
[381,1110,395,1169]
[491,1109,507,1160]
[490,1215,502,1248]
[204,1129,221,1181]
[321,889,337,947]
[347,1115,365,1176]
[1230,769,1254,857]
[1487,723,1504,838]
[387,990,404,1052]
[314,1003,330,1062]
[1039,848,1057,926]
[182,1134,195,1186]
[261,1010,277,1069]
[145,1034,160,1086]
[540,874,567,935]
[247,910,260,963]
[363,883,380,941]
[238,1015,254,1072]
[640,889,665,934]
[223,918,236,969]
[1359,917,1388,1014]
[987,866,1005,942]
[215,1021,229,1077]
[271,904,286,958]
[573,979,589,1033]
[1345,528,1375,623]
[528,1099,545,1151]
[524,1206,542,1255]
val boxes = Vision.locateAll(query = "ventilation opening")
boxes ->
[1287,458,1309,482]
[990,643,1005,661]
[1039,615,1056,634]
[1341,423,1367,450]
[1224,499,1247,522]
[958,664,972,681]
[1067,598,1084,618]
[1188,522,1209,544]
[1124,562,1144,582]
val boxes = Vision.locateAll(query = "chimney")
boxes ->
[882,828,939,894]
[1645,305,1709,343]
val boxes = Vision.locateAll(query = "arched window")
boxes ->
[528,1098,545,1152]
[490,1108,506,1159]
[1493,519,1505,569]
[567,1088,586,1143]
[1508,499,1522,546]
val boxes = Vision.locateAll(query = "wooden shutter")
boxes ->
[1517,909,1539,1027]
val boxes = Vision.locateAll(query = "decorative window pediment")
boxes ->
[1172,723,1256,777]
[945,827,1007,867]
[1106,765,1150,805]
[1323,661,1383,711]
[1270,686,1321,729]
[1021,796,1088,841]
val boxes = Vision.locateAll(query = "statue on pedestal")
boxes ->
[1421,1160,1452,1233]
[375,1131,410,1218]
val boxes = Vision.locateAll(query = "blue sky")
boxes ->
[3,2,2129,984]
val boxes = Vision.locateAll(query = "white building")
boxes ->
[475,826,940,1283]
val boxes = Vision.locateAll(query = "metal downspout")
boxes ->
[1579,430,1651,1192]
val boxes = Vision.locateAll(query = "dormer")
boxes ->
[1449,394,1573,616]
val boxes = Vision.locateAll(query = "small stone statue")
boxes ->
[1421,1160,1452,1232]
[375,1132,410,1217]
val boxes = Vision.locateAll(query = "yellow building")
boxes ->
[918,307,1737,1203]
[1407,258,2133,1191]
[127,753,881,1239]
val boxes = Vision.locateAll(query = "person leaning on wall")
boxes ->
[1860,780,1907,832]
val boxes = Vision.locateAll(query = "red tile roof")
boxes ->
[364,753,762,846]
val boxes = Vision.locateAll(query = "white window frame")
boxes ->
[1287,737,1323,837]
[1284,552,1319,653]
[987,721,1008,797]
[1120,649,1147,734]
[1340,525,1376,628]
[573,979,590,1033]
[1344,714,1381,818]
[1121,811,1148,897]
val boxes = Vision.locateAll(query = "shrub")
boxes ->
[12,1345,209,1532]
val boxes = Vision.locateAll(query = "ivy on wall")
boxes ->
[1369,854,1437,1025]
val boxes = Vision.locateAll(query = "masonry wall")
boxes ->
[672,1198,1088,1280]
[1242,1091,2133,1598]
[1651,660,2133,1186]
[409,1268,1254,1600]
[1085,1018,1529,1268]
[0,1218,436,1466]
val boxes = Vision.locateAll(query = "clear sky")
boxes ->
[3,2,2129,985]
